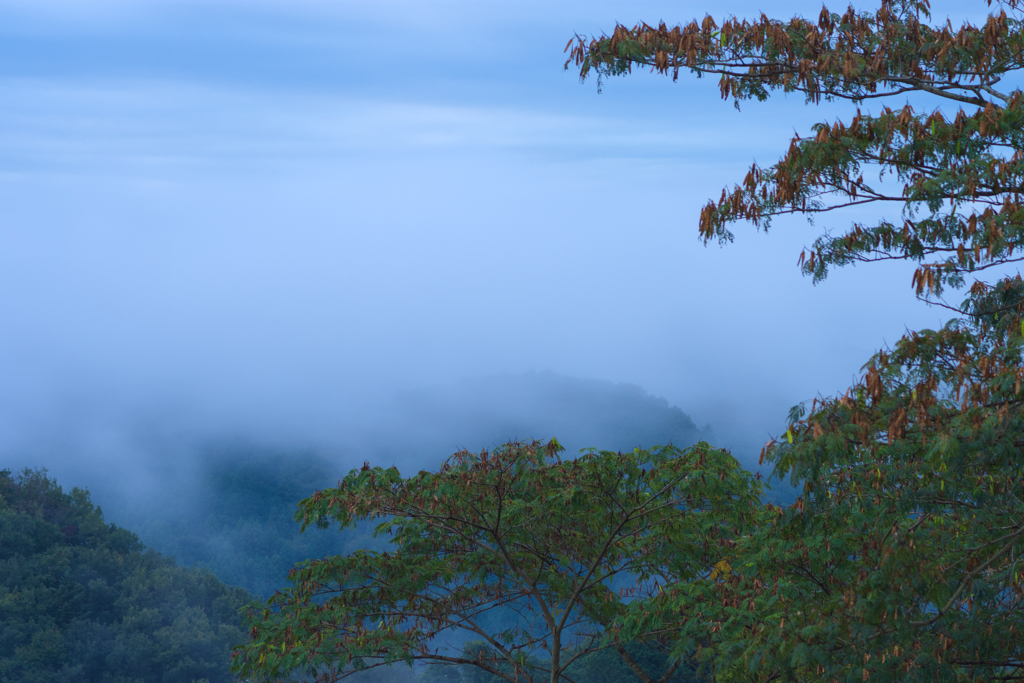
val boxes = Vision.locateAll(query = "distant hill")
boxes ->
[357,371,714,468]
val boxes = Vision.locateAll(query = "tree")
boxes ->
[567,1,1024,681]
[232,440,764,683]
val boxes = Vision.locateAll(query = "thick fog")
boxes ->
[0,0,978,525]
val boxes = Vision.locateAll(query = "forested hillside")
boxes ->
[0,468,251,683]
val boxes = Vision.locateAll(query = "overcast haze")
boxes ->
[0,0,977,507]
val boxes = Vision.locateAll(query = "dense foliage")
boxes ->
[233,440,762,683]
[0,468,252,683]
[568,0,1024,681]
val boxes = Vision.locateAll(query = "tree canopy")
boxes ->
[232,440,763,683]
[567,0,1024,681]
[0,467,252,683]
[567,0,1024,296]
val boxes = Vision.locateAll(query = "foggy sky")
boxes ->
[0,0,986,502]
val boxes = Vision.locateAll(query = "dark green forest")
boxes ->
[0,468,251,683]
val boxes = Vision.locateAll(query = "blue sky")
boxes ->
[0,0,980,487]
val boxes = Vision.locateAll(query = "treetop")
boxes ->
[568,0,1024,302]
